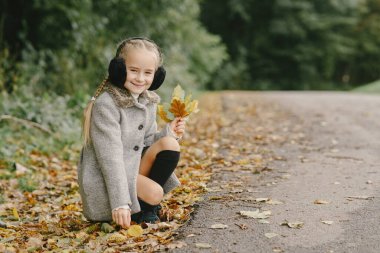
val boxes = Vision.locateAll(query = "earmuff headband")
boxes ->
[108,37,166,91]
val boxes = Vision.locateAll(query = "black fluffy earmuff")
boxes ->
[107,38,166,91]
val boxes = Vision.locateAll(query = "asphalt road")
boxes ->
[172,91,380,253]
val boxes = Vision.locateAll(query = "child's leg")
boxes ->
[135,136,180,222]
[139,136,180,177]
[136,174,163,205]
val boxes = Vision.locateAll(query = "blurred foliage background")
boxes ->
[0,0,379,164]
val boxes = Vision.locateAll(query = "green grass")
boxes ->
[352,79,380,93]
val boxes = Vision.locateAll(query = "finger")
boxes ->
[176,130,185,135]
[114,211,120,226]
[127,215,131,227]
[176,122,185,127]
[112,211,116,223]
[176,125,185,131]
[122,212,130,228]
[117,212,124,227]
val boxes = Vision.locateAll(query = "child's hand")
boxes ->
[170,117,186,138]
[112,208,131,229]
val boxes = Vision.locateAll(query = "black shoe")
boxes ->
[131,212,142,223]
[139,209,160,223]
[154,204,162,216]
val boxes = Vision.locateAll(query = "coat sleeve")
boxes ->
[91,98,132,210]
[144,104,170,146]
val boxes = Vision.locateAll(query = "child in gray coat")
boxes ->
[77,37,185,229]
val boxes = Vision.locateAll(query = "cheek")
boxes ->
[147,75,155,83]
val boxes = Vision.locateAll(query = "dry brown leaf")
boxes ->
[314,199,329,204]
[321,220,334,225]
[195,243,212,249]
[239,209,271,219]
[210,223,229,229]
[281,220,304,229]
[235,223,248,230]
[267,199,283,205]
[346,196,374,200]
[169,98,189,118]
[255,198,269,202]
[264,233,278,238]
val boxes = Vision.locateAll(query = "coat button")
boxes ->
[133,146,139,151]
[138,124,144,130]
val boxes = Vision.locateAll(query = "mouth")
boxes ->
[131,82,145,87]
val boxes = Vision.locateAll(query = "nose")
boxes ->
[136,72,144,82]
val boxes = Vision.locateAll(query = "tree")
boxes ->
[200,0,380,90]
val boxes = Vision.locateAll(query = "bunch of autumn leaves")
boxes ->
[157,85,199,122]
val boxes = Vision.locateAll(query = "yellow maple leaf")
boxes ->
[157,84,199,122]
[172,84,185,100]
[157,105,171,123]
[186,100,199,114]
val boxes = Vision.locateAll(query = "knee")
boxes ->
[146,184,164,205]
[159,136,180,152]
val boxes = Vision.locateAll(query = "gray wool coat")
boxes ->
[77,83,180,221]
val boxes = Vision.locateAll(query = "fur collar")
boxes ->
[105,82,160,108]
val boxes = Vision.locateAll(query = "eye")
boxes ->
[145,71,153,75]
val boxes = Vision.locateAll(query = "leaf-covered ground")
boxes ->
[0,93,223,252]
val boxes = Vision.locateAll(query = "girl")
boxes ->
[77,37,185,228]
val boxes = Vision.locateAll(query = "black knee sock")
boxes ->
[148,150,180,187]
[139,198,155,211]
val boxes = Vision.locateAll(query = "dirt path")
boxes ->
[173,91,380,253]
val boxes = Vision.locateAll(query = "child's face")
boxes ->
[124,48,158,94]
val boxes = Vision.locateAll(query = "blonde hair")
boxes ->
[81,38,163,148]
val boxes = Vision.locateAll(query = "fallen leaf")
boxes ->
[165,241,187,249]
[26,237,44,248]
[267,199,283,205]
[107,233,127,243]
[210,223,228,229]
[255,198,269,202]
[265,233,278,238]
[101,223,115,233]
[235,223,248,230]
[15,163,30,176]
[127,225,143,237]
[239,209,271,219]
[12,208,20,221]
[346,196,374,200]
[273,246,284,252]
[321,220,334,225]
[281,220,304,229]
[0,220,7,228]
[195,243,212,249]
[314,199,329,204]
[258,219,270,224]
